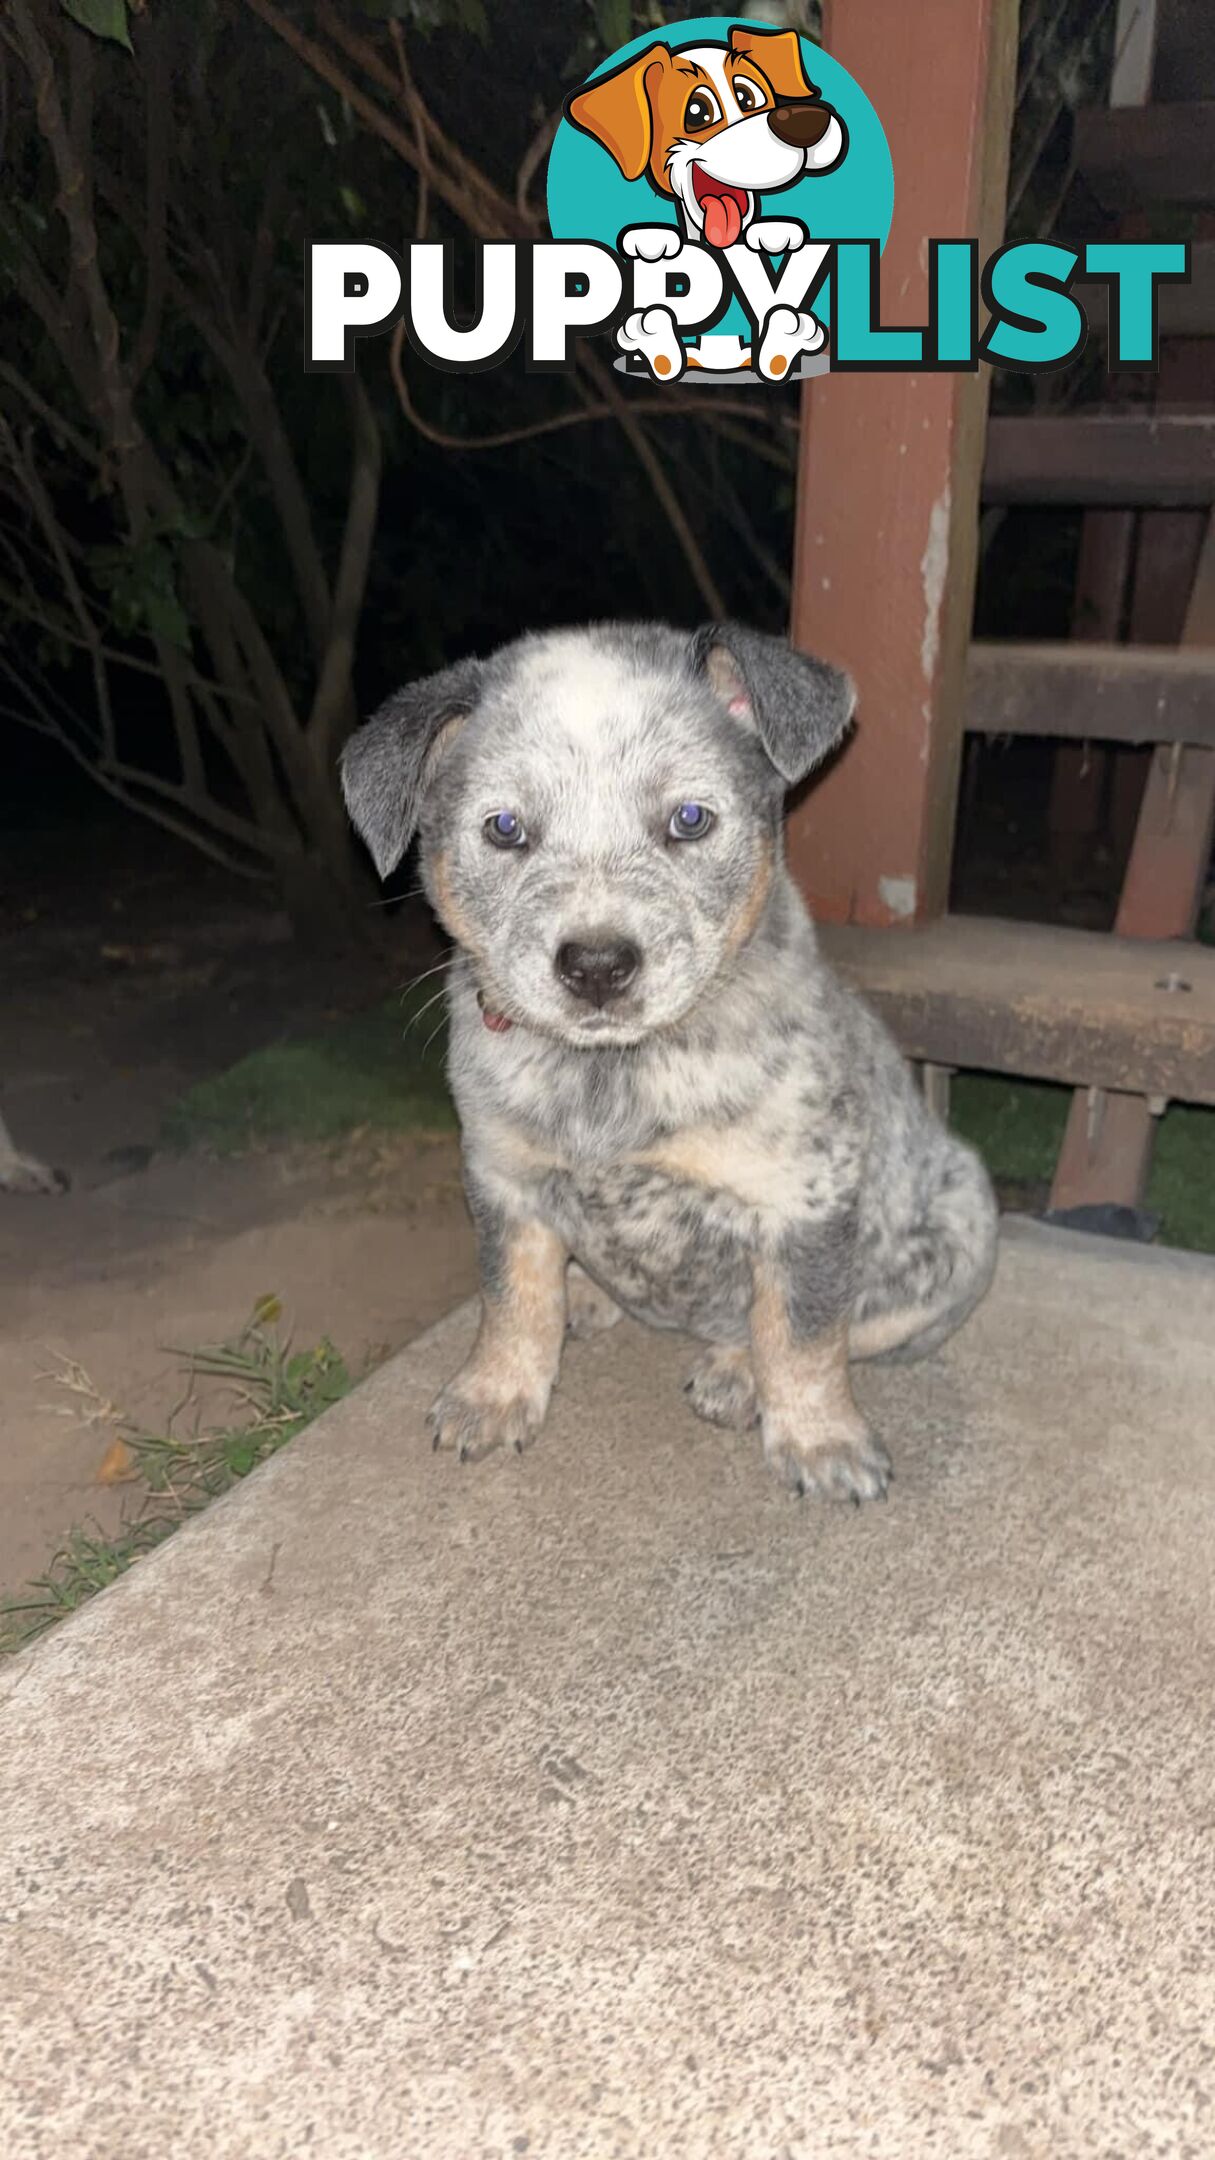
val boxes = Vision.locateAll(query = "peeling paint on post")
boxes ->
[878,876,918,919]
[920,487,951,685]
[786,0,1018,929]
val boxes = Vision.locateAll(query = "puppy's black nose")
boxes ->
[556,938,641,1008]
[769,98,837,149]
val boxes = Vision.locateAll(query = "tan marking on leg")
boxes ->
[429,1219,567,1460]
[750,1264,890,1500]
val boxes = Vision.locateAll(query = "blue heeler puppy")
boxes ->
[342,623,997,1501]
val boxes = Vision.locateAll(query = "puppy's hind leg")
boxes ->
[850,1140,998,1365]
[565,1260,624,1340]
[683,1343,759,1431]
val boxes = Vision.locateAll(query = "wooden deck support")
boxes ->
[786,0,1019,928]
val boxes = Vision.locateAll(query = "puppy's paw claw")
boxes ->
[426,1385,545,1464]
[764,1421,892,1503]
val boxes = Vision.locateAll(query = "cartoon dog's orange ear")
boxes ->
[566,43,673,182]
[728,24,817,103]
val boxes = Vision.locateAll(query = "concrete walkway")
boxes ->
[1,1221,1212,2159]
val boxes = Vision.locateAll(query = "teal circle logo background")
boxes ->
[547,17,894,336]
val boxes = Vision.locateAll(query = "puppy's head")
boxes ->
[342,623,853,1049]
[566,29,846,248]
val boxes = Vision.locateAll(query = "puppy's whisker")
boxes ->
[368,877,435,909]
[403,985,451,1040]
[398,954,455,1008]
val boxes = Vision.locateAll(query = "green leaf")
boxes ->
[60,0,133,50]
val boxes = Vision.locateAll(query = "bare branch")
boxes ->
[131,14,171,385]
[307,374,381,757]
[0,654,274,881]
[9,0,140,462]
[516,110,558,219]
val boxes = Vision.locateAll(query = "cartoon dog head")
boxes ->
[566,27,846,249]
[342,624,854,1049]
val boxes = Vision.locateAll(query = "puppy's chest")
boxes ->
[487,1104,801,1337]
[540,1153,755,1335]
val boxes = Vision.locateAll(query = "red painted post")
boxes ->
[786,0,1018,927]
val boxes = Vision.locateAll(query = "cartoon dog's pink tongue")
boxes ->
[692,169,748,250]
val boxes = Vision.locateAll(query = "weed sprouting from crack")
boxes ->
[1,1296,351,1656]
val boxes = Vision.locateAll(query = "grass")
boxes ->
[951,1075,1215,1252]
[163,981,456,1154]
[0,1298,352,1656]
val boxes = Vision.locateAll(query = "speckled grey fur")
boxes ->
[343,621,997,1497]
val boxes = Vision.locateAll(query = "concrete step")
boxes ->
[1,1219,1212,2158]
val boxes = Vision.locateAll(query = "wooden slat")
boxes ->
[1072,100,1215,210]
[983,416,1215,507]
[818,916,1215,1103]
[966,641,1215,747]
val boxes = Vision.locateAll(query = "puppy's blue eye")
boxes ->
[667,802,714,841]
[484,810,527,850]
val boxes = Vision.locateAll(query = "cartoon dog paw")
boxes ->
[757,304,827,381]
[744,218,808,256]
[616,305,686,382]
[620,227,682,264]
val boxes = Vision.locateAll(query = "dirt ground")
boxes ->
[0,810,477,1603]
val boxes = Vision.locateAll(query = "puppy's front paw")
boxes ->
[427,1373,549,1463]
[763,1414,892,1503]
[684,1344,759,1431]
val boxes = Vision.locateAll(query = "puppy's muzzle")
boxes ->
[556,937,641,1009]
[769,98,839,150]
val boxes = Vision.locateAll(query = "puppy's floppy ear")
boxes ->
[340,657,483,879]
[565,43,672,182]
[691,623,855,787]
[727,24,817,102]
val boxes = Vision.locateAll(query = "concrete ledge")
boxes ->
[2,1224,1213,2157]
